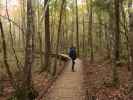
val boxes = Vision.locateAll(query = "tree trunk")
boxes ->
[76,0,79,56]
[128,0,133,92]
[104,24,111,59]
[53,0,65,76]
[114,0,120,62]
[98,14,103,50]
[112,0,121,86]
[121,2,130,70]
[23,0,35,94]
[86,0,94,62]
[0,18,16,90]
[6,0,21,71]
[21,0,26,49]
[82,16,85,56]
[43,0,51,72]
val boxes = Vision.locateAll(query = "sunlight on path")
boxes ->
[43,59,85,100]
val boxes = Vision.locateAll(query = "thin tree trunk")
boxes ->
[121,3,130,70]
[0,19,16,90]
[64,2,68,53]
[75,0,79,56]
[37,0,43,69]
[23,0,35,91]
[104,24,110,59]
[86,0,94,62]
[114,0,120,62]
[21,0,26,49]
[71,0,75,46]
[6,0,21,71]
[98,14,102,50]
[53,0,65,76]
[128,0,133,92]
[82,16,85,56]
[43,0,51,72]
[112,0,121,86]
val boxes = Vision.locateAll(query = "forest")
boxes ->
[0,0,133,100]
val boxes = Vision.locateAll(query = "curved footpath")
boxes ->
[43,59,86,100]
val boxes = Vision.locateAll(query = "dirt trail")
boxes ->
[43,59,86,100]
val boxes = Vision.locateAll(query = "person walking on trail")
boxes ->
[69,46,77,72]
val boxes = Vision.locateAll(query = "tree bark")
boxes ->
[43,0,51,72]
[82,16,85,56]
[6,0,21,71]
[128,0,133,92]
[86,0,94,62]
[0,18,16,90]
[53,0,65,76]
[114,0,120,62]
[23,0,35,91]
[76,0,79,56]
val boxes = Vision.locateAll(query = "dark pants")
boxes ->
[72,59,75,72]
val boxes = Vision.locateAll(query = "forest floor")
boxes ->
[83,55,133,100]
[42,56,132,100]
[0,58,66,100]
[0,55,133,100]
[43,59,86,100]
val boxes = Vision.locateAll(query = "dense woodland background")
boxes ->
[0,0,133,99]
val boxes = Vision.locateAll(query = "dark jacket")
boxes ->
[69,47,76,60]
